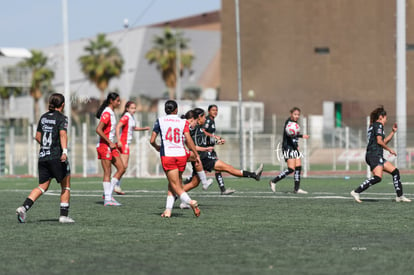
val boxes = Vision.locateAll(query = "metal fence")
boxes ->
[1,115,413,178]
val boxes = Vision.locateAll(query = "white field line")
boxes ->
[4,189,412,200]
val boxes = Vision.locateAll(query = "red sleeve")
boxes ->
[183,120,190,133]
[119,114,129,125]
[100,111,110,124]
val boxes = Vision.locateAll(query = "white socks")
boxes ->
[165,195,175,210]
[103,178,119,201]
[180,192,192,204]
[103,181,111,201]
[197,171,208,186]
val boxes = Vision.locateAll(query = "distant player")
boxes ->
[16,93,74,223]
[202,104,235,195]
[150,100,201,218]
[350,106,411,203]
[269,107,309,194]
[115,101,150,194]
[96,92,125,206]
[193,107,264,185]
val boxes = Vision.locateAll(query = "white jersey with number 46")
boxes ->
[152,114,189,157]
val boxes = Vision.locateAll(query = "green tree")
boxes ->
[78,33,124,102]
[145,28,194,99]
[18,50,55,122]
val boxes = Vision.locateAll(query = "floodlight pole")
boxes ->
[235,0,245,169]
[176,29,181,102]
[62,0,71,131]
[396,0,407,168]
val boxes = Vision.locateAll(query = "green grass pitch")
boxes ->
[1,175,414,275]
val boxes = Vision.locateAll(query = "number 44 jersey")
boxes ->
[37,110,68,161]
[152,114,189,157]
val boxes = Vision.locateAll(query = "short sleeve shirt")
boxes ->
[152,114,189,157]
[97,107,116,146]
[203,115,216,146]
[37,110,68,161]
[282,118,300,151]
[119,112,136,145]
[366,122,385,157]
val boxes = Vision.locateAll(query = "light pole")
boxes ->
[248,90,255,171]
[235,0,244,169]
[123,18,129,97]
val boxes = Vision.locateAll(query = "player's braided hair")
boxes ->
[48,93,65,111]
[96,92,119,119]
[370,105,387,124]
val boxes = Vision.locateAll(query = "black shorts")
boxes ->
[283,149,302,162]
[38,159,71,184]
[365,155,385,171]
[200,150,218,172]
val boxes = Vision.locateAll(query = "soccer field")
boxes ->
[1,175,414,275]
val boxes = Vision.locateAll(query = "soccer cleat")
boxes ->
[269,180,276,193]
[396,196,411,202]
[202,178,213,191]
[16,206,27,223]
[161,209,171,218]
[114,186,125,195]
[254,163,264,181]
[221,188,235,195]
[294,189,308,194]
[104,198,122,206]
[189,200,200,217]
[180,202,191,209]
[59,216,75,223]
[350,190,362,203]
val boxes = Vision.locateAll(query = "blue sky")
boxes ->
[0,0,221,49]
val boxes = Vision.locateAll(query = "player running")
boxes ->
[269,107,309,194]
[201,104,236,195]
[350,106,411,203]
[115,101,150,194]
[193,108,264,185]
[150,100,201,218]
[16,93,74,223]
[96,92,125,206]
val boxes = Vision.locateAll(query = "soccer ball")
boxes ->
[285,121,300,137]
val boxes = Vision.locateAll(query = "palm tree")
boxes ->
[18,50,55,122]
[78,33,124,103]
[145,28,194,99]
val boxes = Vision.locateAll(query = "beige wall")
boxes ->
[221,0,414,129]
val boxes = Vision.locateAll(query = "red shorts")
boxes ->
[118,143,130,155]
[97,144,120,160]
[161,155,188,172]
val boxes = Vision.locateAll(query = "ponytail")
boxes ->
[96,92,119,119]
[48,93,65,111]
[370,105,387,124]
[122,101,135,116]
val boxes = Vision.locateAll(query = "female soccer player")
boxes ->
[162,109,214,210]
[201,104,235,195]
[114,101,150,194]
[269,107,309,194]
[16,93,74,223]
[96,92,125,206]
[350,106,411,203]
[194,108,264,185]
[150,100,201,218]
